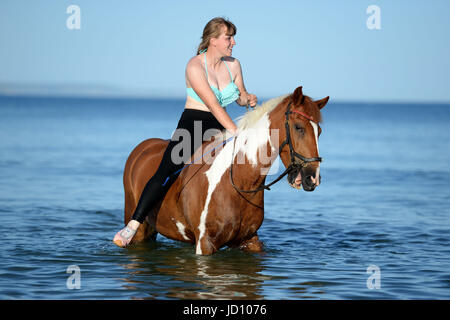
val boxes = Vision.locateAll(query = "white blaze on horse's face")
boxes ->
[309,120,320,186]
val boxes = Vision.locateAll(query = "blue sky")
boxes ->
[0,0,449,102]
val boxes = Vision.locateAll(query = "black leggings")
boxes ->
[132,109,225,223]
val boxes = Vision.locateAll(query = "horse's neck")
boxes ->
[233,138,277,172]
[231,115,283,187]
[268,102,288,149]
[204,102,286,191]
[230,155,271,192]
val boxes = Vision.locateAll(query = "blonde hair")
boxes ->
[197,17,237,55]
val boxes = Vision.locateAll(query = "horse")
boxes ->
[122,86,329,255]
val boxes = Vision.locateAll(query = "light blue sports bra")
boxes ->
[186,50,240,107]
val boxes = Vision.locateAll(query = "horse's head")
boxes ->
[278,86,329,192]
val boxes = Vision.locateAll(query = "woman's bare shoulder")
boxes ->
[185,55,206,85]
[186,55,203,72]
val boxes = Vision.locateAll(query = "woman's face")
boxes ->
[212,26,236,56]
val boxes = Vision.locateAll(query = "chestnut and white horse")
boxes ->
[122,86,329,255]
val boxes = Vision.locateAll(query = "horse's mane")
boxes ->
[236,94,290,130]
[236,93,321,130]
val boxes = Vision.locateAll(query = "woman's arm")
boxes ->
[233,59,258,107]
[186,60,238,134]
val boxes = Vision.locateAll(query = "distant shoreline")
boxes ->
[0,93,449,106]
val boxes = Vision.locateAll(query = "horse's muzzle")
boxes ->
[287,164,321,191]
[303,165,322,191]
[287,166,303,190]
[303,174,320,191]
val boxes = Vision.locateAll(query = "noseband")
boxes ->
[230,101,322,193]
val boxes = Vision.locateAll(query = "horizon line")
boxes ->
[1,92,450,106]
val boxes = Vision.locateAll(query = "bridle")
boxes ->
[230,101,322,193]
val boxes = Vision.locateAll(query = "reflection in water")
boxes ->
[118,241,271,299]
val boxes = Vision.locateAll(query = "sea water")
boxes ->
[0,95,449,299]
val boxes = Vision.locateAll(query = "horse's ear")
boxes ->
[292,86,304,105]
[316,96,329,109]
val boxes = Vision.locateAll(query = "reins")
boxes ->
[229,101,322,194]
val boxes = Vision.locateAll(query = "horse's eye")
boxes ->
[294,124,304,134]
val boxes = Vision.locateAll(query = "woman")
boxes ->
[113,17,258,247]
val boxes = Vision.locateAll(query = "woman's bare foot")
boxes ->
[113,220,140,247]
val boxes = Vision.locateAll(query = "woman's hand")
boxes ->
[237,92,258,108]
[227,125,239,136]
[246,93,258,107]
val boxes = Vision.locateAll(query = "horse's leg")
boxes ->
[128,201,160,244]
[195,235,218,256]
[238,233,264,253]
[132,220,157,243]
[124,212,158,244]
